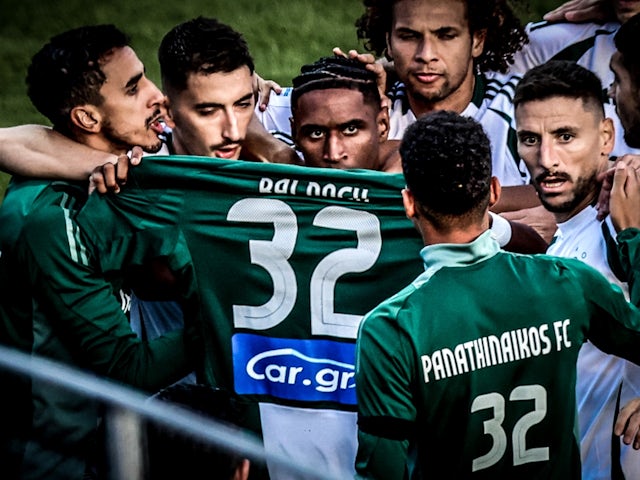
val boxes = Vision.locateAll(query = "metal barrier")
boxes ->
[0,344,345,480]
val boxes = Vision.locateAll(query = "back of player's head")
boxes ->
[355,0,526,73]
[146,385,248,480]
[158,17,255,95]
[614,12,640,88]
[514,60,605,117]
[26,24,129,134]
[400,111,492,219]
[291,56,381,113]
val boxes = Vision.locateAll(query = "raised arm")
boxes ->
[493,186,557,244]
[242,114,302,165]
[0,125,117,179]
[610,162,640,305]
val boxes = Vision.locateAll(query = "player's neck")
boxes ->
[170,133,189,156]
[552,191,599,224]
[419,221,488,247]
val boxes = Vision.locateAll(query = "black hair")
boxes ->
[355,0,527,73]
[614,12,640,88]
[514,60,605,116]
[400,111,492,224]
[291,55,381,112]
[26,24,129,134]
[158,16,254,94]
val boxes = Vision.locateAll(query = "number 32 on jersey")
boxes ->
[472,384,549,471]
[227,198,382,339]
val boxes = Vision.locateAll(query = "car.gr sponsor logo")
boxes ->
[232,333,356,405]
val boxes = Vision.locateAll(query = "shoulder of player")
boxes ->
[480,73,520,104]
[529,253,612,288]
[20,182,88,247]
[359,283,419,335]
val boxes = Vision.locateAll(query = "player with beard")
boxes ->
[354,110,640,479]
[353,0,541,209]
[511,0,640,160]
[514,60,640,479]
[0,25,196,480]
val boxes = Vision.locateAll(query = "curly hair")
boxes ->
[26,25,129,134]
[158,17,254,94]
[400,110,492,220]
[355,0,527,73]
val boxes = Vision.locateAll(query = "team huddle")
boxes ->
[2,0,640,479]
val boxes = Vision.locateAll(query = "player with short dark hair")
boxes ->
[355,110,640,478]
[0,25,194,480]
[157,16,256,161]
[514,59,640,479]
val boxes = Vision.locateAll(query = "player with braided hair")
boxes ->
[290,55,393,171]
[289,55,546,253]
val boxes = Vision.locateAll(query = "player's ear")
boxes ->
[289,116,297,141]
[489,176,501,208]
[471,29,487,59]
[402,187,417,219]
[377,108,390,143]
[385,32,393,61]
[600,117,615,157]
[70,105,101,133]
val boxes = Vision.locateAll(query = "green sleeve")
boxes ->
[20,201,192,392]
[617,228,640,306]
[567,256,640,364]
[355,291,416,479]
[355,430,409,480]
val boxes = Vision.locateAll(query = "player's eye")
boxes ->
[519,135,538,146]
[309,129,325,140]
[343,125,358,136]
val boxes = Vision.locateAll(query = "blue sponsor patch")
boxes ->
[233,333,356,405]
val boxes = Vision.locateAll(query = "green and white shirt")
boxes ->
[386,73,529,187]
[76,155,424,479]
[510,20,638,157]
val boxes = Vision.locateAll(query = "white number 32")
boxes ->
[471,384,549,471]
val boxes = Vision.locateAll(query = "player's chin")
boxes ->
[142,139,165,154]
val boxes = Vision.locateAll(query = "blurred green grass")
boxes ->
[0,0,560,199]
